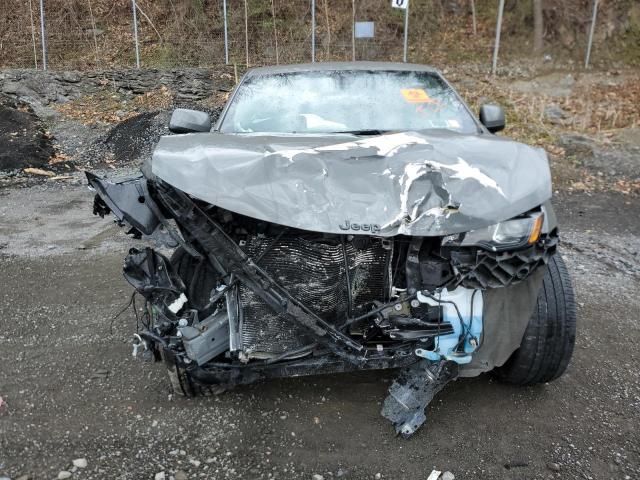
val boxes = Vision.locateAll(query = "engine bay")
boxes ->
[89,172,557,437]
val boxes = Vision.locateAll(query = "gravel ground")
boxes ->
[2,66,638,480]
[0,179,638,480]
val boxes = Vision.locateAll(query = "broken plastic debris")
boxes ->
[426,471,442,480]
[168,293,188,314]
[426,471,454,480]
[381,360,458,437]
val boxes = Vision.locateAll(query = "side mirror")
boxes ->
[479,104,505,133]
[169,108,211,134]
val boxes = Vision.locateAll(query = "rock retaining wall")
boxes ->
[0,68,235,105]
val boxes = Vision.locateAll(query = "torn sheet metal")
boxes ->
[151,130,551,237]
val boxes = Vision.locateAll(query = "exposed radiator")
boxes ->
[239,235,391,358]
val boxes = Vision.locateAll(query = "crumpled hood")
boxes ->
[151,130,551,236]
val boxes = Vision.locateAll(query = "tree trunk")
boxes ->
[533,0,543,52]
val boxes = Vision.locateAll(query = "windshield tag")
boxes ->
[400,88,432,104]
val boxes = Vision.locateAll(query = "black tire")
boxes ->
[494,253,577,386]
[162,348,226,397]
[163,247,226,397]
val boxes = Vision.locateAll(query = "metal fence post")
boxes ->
[585,0,599,69]
[403,4,409,63]
[311,0,316,62]
[39,0,47,70]
[244,0,249,67]
[223,0,229,64]
[131,0,140,68]
[491,0,505,76]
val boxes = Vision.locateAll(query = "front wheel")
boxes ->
[494,253,577,385]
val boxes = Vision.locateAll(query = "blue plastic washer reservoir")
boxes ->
[415,287,483,364]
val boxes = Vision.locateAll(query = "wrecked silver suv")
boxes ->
[88,62,576,437]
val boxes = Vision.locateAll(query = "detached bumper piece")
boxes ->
[86,172,190,251]
[382,360,458,438]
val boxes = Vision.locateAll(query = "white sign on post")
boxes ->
[392,0,408,9]
[354,22,375,39]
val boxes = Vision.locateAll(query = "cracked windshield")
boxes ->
[221,70,478,134]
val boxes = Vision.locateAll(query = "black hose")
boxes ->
[422,291,479,352]
[139,330,169,348]
[340,292,418,330]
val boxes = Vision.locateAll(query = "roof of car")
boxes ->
[245,61,440,77]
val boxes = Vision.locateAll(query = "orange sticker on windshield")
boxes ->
[401,88,432,103]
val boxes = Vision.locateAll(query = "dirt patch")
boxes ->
[102,111,168,164]
[0,94,55,171]
[70,110,170,169]
[79,105,223,168]
[456,70,640,195]
[54,86,174,126]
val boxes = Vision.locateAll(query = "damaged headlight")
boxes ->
[443,212,544,252]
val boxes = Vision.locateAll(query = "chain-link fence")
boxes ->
[0,0,609,72]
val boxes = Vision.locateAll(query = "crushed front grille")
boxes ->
[239,235,391,358]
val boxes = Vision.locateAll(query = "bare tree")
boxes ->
[323,0,330,58]
[136,1,163,45]
[533,0,543,53]
[470,0,477,36]
[28,0,38,68]
[271,0,279,64]
[87,0,100,68]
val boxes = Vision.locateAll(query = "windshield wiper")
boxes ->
[332,129,388,136]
